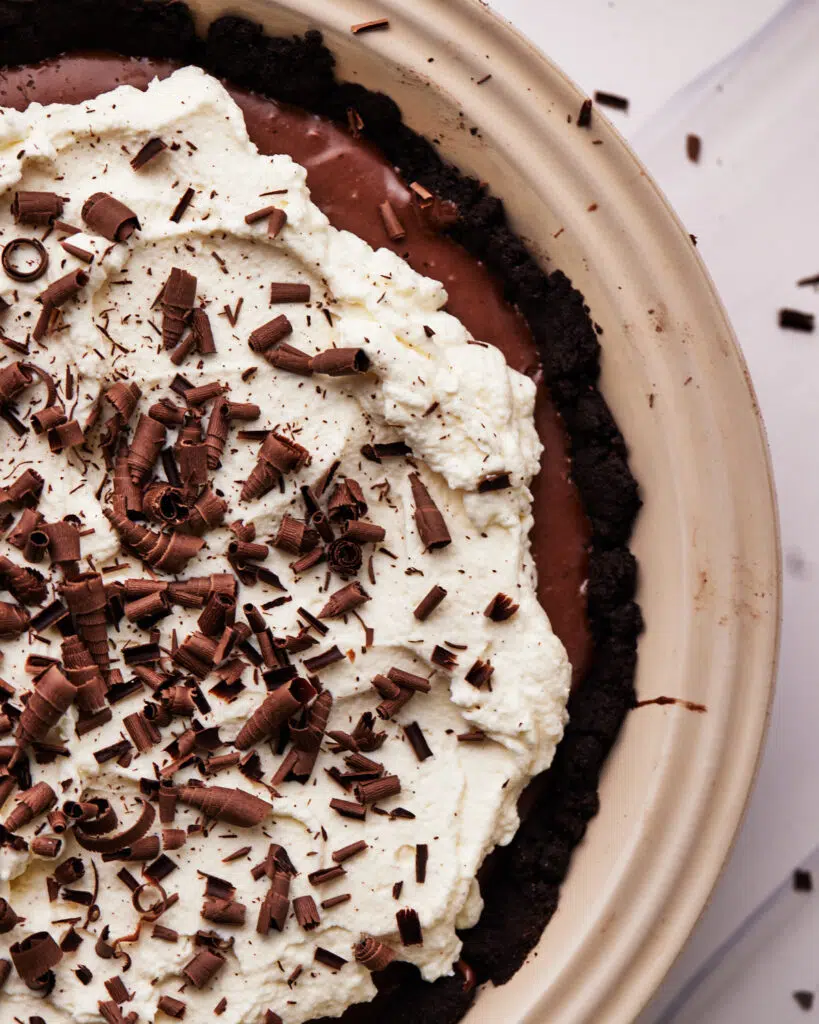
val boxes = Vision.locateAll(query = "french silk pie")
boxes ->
[0,4,641,1023]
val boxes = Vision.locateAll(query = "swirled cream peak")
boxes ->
[0,68,570,1024]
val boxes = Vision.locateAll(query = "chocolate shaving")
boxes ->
[356,775,400,804]
[82,193,140,242]
[477,472,511,493]
[332,840,367,864]
[415,843,428,883]
[413,585,447,621]
[38,268,89,308]
[162,269,197,349]
[241,431,311,502]
[779,308,815,332]
[16,665,74,745]
[202,897,246,925]
[2,238,49,283]
[465,659,494,688]
[9,930,62,988]
[314,946,347,970]
[248,314,292,354]
[577,98,593,128]
[157,994,186,1019]
[318,581,369,619]
[176,784,271,827]
[182,949,225,989]
[409,473,451,549]
[130,137,167,170]
[12,191,65,226]
[396,907,423,946]
[269,282,311,303]
[293,894,320,930]
[75,799,156,854]
[327,537,363,576]
[330,798,366,820]
[351,18,390,33]
[388,667,430,693]
[354,934,396,971]
[378,200,406,241]
[263,341,313,376]
[170,187,196,223]
[234,677,314,749]
[404,722,433,761]
[302,646,343,673]
[309,348,370,376]
[485,592,519,621]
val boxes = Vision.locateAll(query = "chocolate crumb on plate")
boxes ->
[794,991,814,1011]
[577,98,592,128]
[686,133,702,163]
[793,868,813,892]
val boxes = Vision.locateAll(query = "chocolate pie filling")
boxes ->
[0,52,593,685]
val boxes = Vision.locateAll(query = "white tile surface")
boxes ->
[489,0,819,1019]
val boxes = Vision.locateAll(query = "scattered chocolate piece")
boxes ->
[309,348,370,376]
[594,90,629,111]
[404,722,433,761]
[321,894,351,910]
[431,645,457,671]
[686,133,702,163]
[332,840,368,864]
[415,843,428,883]
[793,869,813,892]
[293,895,320,930]
[82,193,140,241]
[378,200,406,242]
[327,537,363,576]
[61,240,94,264]
[330,798,366,821]
[794,991,814,1011]
[354,934,396,972]
[131,137,167,170]
[356,775,400,805]
[388,667,431,693]
[797,273,819,287]
[314,947,347,970]
[12,191,65,226]
[413,585,447,621]
[409,474,451,549]
[248,314,292,354]
[392,881,403,900]
[361,441,412,462]
[484,592,519,621]
[182,949,225,989]
[170,186,196,223]
[779,309,814,332]
[396,908,423,946]
[176,785,271,827]
[269,282,311,303]
[234,677,315,749]
[157,994,186,1018]
[318,581,369,618]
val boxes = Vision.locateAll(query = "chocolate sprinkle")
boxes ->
[131,137,167,170]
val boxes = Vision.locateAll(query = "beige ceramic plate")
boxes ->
[186,1,781,1020]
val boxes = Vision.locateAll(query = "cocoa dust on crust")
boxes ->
[0,3,642,1020]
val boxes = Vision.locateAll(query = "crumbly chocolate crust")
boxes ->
[0,3,642,1020]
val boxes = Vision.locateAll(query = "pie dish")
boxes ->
[0,2,779,1023]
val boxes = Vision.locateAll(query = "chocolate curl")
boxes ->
[0,897,21,933]
[354,935,396,972]
[204,396,230,469]
[74,799,155,853]
[44,520,81,564]
[327,479,368,521]
[177,439,209,488]
[31,835,61,858]
[176,785,271,827]
[4,781,56,831]
[161,268,197,348]
[248,314,292,354]
[198,592,236,637]
[104,382,141,422]
[318,581,370,619]
[184,381,225,407]
[228,540,268,563]
[409,473,451,550]
[81,192,140,242]
[61,572,110,674]
[16,665,74,746]
[142,483,188,527]
[202,898,246,925]
[30,404,67,435]
[0,601,30,636]
[112,443,143,517]
[152,533,205,574]
[257,870,290,933]
[12,191,65,226]
[241,431,311,503]
[0,468,44,510]
[234,677,316,750]
[0,557,47,606]
[47,418,85,453]
[284,690,333,783]
[131,137,167,170]
[192,308,216,355]
[187,488,228,536]
[274,515,317,555]
[264,342,314,376]
[149,398,186,427]
[309,348,370,376]
[162,685,197,717]
[327,538,362,577]
[9,931,62,989]
[37,268,88,308]
[172,631,217,679]
[343,520,386,544]
[7,508,44,551]
[0,360,34,406]
[183,949,225,989]
[293,895,320,931]
[127,414,166,484]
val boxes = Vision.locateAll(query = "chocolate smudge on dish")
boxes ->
[0,4,642,1022]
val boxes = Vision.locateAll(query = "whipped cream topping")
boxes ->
[0,68,570,1023]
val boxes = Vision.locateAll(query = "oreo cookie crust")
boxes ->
[0,3,642,1021]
